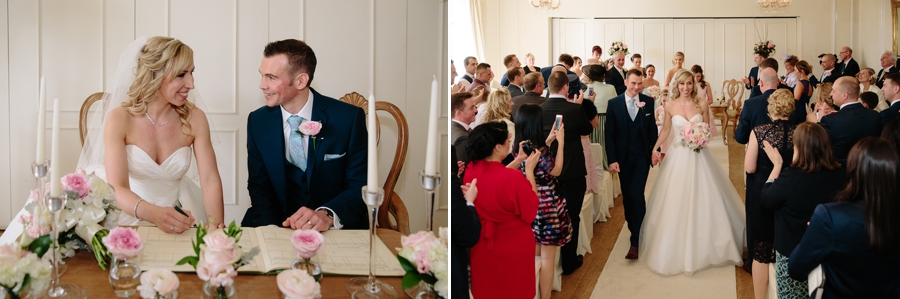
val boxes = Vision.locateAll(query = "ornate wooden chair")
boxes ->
[339,92,410,235]
[79,92,106,145]
[720,80,744,145]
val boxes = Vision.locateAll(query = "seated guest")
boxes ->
[860,91,879,110]
[809,77,882,163]
[467,63,493,93]
[506,66,526,98]
[511,73,547,119]
[789,137,900,298]
[760,122,845,299]
[791,61,814,123]
[876,51,898,88]
[858,68,888,111]
[837,46,860,78]
[450,147,480,299]
[523,53,541,75]
[880,73,900,126]
[451,92,477,162]
[749,58,793,98]
[464,122,540,299]
[500,54,521,87]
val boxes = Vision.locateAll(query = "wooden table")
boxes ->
[55,228,410,299]
[709,105,728,145]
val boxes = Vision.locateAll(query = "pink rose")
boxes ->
[298,121,322,136]
[767,42,774,48]
[0,243,25,265]
[138,269,180,297]
[636,101,646,108]
[415,248,431,274]
[277,269,321,299]
[62,173,89,198]
[291,229,325,259]
[401,231,438,249]
[196,259,237,287]
[202,230,241,266]
[102,227,144,260]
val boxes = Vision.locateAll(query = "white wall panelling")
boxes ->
[2,0,447,232]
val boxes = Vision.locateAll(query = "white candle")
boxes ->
[424,76,439,176]
[367,94,378,193]
[50,98,60,197]
[36,76,46,162]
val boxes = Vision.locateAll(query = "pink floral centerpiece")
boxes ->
[396,228,448,298]
[753,40,776,56]
[177,221,245,299]
[0,243,51,299]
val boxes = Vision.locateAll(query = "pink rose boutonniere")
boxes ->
[296,120,323,150]
[636,101,646,111]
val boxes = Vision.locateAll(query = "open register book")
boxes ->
[131,226,404,276]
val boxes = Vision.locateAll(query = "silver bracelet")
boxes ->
[134,199,145,221]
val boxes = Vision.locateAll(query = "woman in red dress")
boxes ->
[464,121,540,298]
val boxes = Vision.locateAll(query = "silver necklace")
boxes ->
[146,109,175,127]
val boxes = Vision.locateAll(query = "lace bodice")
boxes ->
[753,121,795,150]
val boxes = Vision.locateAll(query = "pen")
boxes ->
[173,205,188,217]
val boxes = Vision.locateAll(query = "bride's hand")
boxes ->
[150,205,195,234]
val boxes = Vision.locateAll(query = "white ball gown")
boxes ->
[638,114,746,276]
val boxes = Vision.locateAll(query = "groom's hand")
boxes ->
[283,207,333,232]
[609,162,620,173]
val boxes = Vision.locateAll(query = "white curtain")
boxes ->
[469,0,486,62]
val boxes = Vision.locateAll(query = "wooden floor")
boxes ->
[555,127,754,299]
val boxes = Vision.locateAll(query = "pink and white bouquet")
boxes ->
[609,41,629,55]
[680,121,711,153]
[644,85,662,99]
[177,221,246,298]
[137,269,179,299]
[0,243,51,299]
[277,269,321,299]
[753,40,776,56]
[396,228,448,298]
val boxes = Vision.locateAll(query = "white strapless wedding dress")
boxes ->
[638,114,746,276]
[115,145,207,226]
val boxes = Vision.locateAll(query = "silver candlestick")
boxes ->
[31,160,66,278]
[346,186,398,299]
[419,171,442,231]
[39,191,86,299]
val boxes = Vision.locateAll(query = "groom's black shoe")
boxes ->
[625,246,639,260]
[561,255,584,275]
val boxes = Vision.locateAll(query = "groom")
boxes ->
[605,69,659,259]
[243,39,368,230]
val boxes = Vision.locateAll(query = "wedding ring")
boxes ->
[307,221,312,226]
[170,225,175,231]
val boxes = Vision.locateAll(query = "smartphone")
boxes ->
[553,114,563,131]
[588,87,595,97]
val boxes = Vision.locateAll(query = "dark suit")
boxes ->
[507,83,525,99]
[540,95,593,272]
[450,121,469,163]
[881,100,900,126]
[748,82,792,99]
[735,89,776,145]
[604,93,658,247]
[605,66,627,95]
[745,66,759,90]
[789,202,900,298]
[460,74,473,84]
[876,66,898,88]
[510,91,546,120]
[838,58,860,78]
[450,147,480,299]
[820,102,882,163]
[243,88,367,228]
[500,73,509,87]
[540,64,582,99]
[820,70,839,85]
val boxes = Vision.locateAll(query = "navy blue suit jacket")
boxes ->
[789,202,900,298]
[745,66,759,89]
[734,89,776,144]
[605,67,627,95]
[838,58,860,79]
[243,88,368,228]
[820,103,882,163]
[880,100,900,126]
[604,93,658,167]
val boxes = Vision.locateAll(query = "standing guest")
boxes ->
[480,89,515,155]
[524,53,542,75]
[860,91,880,110]
[782,55,799,88]
[881,73,900,126]
[464,122,540,299]
[837,46,860,78]
[500,54,521,87]
[749,58,793,98]
[467,63,493,93]
[541,71,593,274]
[807,77,882,163]
[591,45,602,61]
[642,64,660,89]
[664,52,685,89]
[736,68,779,144]
[759,122,844,299]
[506,67,526,98]
[882,118,900,156]
[450,147,480,299]
[606,51,628,95]
[512,104,571,299]
[584,64,617,170]
[541,54,583,99]
[581,98,600,192]
[458,56,478,90]
[791,61,814,124]
[451,92,477,162]
[858,68,888,111]
[789,138,900,298]
[511,73,548,120]
[571,56,584,79]
[744,88,798,299]
[451,60,466,93]
[743,50,768,90]
[819,54,840,85]
[470,86,488,127]
[629,53,643,73]
[876,51,898,88]
[691,65,717,137]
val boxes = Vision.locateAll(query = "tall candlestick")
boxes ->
[367,94,378,193]
[36,76,46,162]
[424,76,439,176]
[50,98,60,197]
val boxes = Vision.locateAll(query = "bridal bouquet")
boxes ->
[680,121,711,153]
[396,228,448,299]
[56,170,121,270]
[177,220,250,299]
[645,85,662,99]
[609,41,629,55]
[753,40,776,56]
[0,241,52,299]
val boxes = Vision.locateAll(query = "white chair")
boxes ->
[591,143,613,222]
[578,193,594,256]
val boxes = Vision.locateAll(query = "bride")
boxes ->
[78,36,225,233]
[639,69,746,276]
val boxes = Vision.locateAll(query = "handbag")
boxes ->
[810,270,825,299]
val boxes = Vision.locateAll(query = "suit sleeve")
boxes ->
[759,169,792,210]
[734,100,753,144]
[453,135,469,163]
[244,114,281,227]
[320,108,368,229]
[451,159,480,248]
[574,103,593,136]
[605,101,618,164]
[647,97,659,150]
[788,204,835,281]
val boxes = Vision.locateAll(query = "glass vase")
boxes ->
[290,256,323,282]
[201,282,235,299]
[155,291,178,299]
[108,256,141,297]
[404,281,437,299]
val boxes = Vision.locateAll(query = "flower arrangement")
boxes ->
[680,121,711,153]
[290,229,325,282]
[277,270,321,299]
[609,41,629,55]
[137,269,180,299]
[753,40,776,56]
[296,120,323,150]
[396,228,448,298]
[177,220,246,299]
[0,242,51,299]
[644,85,662,99]
[102,227,144,261]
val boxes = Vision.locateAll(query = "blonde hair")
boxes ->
[858,68,877,85]
[123,36,197,136]
[767,89,795,120]
[482,89,512,122]
[672,51,685,65]
[817,82,838,110]
[669,69,699,108]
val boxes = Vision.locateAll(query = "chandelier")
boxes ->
[531,0,560,12]
[757,0,791,11]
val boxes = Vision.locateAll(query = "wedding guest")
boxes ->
[450,147,480,299]
[882,118,900,156]
[524,53,541,75]
[629,53,643,73]
[451,92,477,162]
[541,54,582,99]
[467,63,493,93]
[791,60,814,124]
[857,67,888,111]
[642,64,660,89]
[451,60,466,93]
[500,54,521,87]
[809,82,838,120]
[743,50,768,90]
[783,55,799,88]
[819,54,839,85]
[789,137,900,298]
[838,46,860,78]
[480,89,515,155]
[860,91,879,110]
[464,121,540,299]
[471,86,488,127]
[591,45,602,61]
[749,58,792,98]
[691,65,717,137]
[809,77,882,163]
[512,104,571,299]
[581,98,600,190]
[736,68,779,144]
[511,73,547,119]
[584,64,616,170]
[571,56,584,79]
[664,52,685,89]
[744,88,798,299]
[881,73,900,126]
[606,51,628,95]
[759,122,844,299]
[506,66,526,98]
[458,56,478,90]
[876,51,898,88]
